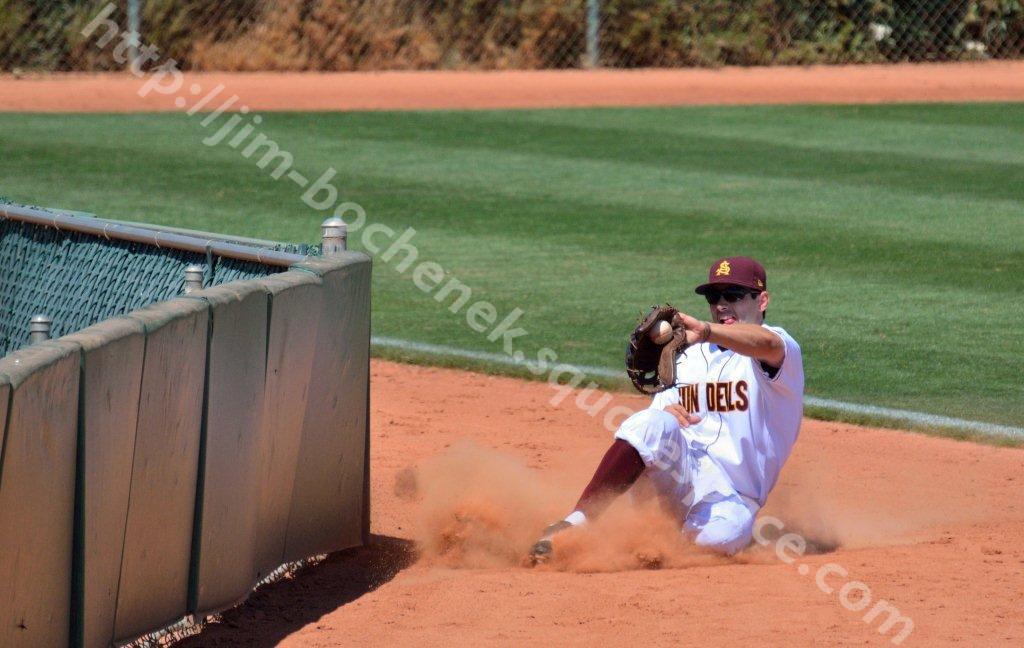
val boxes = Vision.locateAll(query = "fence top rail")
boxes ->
[0,203,307,268]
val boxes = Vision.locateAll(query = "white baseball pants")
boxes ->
[614,408,756,555]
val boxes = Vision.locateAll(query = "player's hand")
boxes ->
[673,312,712,346]
[665,404,701,427]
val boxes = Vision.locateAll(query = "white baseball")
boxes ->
[650,320,674,344]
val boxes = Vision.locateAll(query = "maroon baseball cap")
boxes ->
[694,256,767,294]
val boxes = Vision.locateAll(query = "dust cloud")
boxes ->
[407,439,974,571]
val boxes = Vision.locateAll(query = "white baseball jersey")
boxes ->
[650,324,804,507]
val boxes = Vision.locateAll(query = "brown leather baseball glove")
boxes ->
[625,304,689,395]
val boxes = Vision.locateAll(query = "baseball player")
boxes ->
[531,256,804,561]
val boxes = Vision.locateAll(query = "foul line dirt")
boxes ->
[2,62,1024,112]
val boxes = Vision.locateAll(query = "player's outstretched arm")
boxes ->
[674,313,785,367]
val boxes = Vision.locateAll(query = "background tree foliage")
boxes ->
[1,0,1022,71]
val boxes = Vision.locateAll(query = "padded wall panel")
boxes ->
[0,341,80,647]
[0,377,8,475]
[284,254,371,561]
[62,318,146,648]
[113,299,208,643]
[188,281,269,615]
[251,271,323,579]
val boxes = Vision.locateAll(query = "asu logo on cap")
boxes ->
[696,256,767,295]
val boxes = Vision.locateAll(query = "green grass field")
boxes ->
[1,104,1021,431]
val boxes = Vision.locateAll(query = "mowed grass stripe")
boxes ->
[0,104,1020,428]
[5,113,1020,249]
[506,105,1024,165]
[247,109,1024,203]
[287,142,1021,256]
[367,225,1018,419]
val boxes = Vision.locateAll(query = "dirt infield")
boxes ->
[3,62,1024,112]
[177,360,1024,647]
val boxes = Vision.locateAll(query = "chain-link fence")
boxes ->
[2,0,1023,72]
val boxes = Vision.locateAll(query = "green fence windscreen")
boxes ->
[0,211,314,357]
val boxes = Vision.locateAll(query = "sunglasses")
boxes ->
[704,288,760,305]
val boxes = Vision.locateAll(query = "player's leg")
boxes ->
[682,496,756,555]
[573,438,646,517]
[529,408,690,562]
[528,438,645,561]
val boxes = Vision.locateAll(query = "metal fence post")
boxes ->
[127,0,142,73]
[586,0,600,68]
[184,264,204,294]
[29,315,52,344]
[321,217,348,255]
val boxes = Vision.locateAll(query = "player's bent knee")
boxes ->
[613,408,682,466]
[690,514,754,556]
